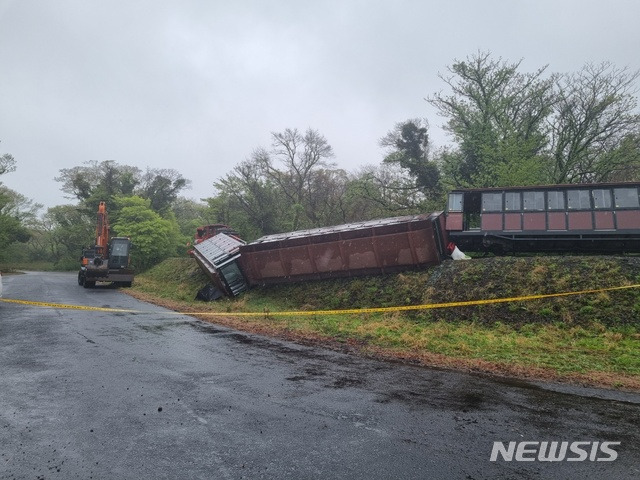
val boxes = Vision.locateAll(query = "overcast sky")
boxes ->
[1,0,639,210]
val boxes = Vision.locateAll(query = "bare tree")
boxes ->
[0,141,16,177]
[549,62,640,183]
[257,128,335,230]
[349,163,428,216]
[0,153,16,176]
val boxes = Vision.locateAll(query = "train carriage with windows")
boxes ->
[445,182,640,253]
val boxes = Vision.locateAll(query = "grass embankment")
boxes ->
[128,256,640,390]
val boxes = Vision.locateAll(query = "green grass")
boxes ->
[130,256,640,388]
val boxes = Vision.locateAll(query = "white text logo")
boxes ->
[490,441,620,462]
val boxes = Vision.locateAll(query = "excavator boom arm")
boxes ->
[95,201,109,256]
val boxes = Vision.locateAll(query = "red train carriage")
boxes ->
[239,213,448,287]
[445,182,640,254]
[192,213,449,297]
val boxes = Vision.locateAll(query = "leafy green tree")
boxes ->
[111,196,182,270]
[0,172,38,263]
[0,186,41,228]
[429,53,640,188]
[56,160,140,211]
[214,158,283,238]
[56,160,190,216]
[605,134,640,182]
[0,145,41,263]
[138,168,191,214]
[0,188,31,261]
[24,205,93,268]
[428,51,554,187]
[380,118,440,192]
[171,197,213,238]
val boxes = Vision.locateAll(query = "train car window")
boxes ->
[547,191,565,210]
[614,187,640,208]
[567,190,591,209]
[522,191,545,211]
[448,193,463,212]
[504,192,521,211]
[482,192,502,212]
[592,189,612,209]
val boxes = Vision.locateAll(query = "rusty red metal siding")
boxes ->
[594,211,615,230]
[616,210,640,229]
[446,212,463,231]
[568,212,593,230]
[523,212,546,230]
[547,212,566,230]
[344,237,377,269]
[238,214,444,286]
[481,213,502,231]
[250,248,287,279]
[309,243,344,273]
[504,213,522,231]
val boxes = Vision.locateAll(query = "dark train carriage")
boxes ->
[445,182,640,253]
[238,213,448,287]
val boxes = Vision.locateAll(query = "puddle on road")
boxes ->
[180,318,640,419]
[186,322,232,336]
[138,321,193,334]
[329,376,364,389]
[286,365,327,382]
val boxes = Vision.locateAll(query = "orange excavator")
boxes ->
[78,202,134,288]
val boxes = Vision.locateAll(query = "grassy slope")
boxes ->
[127,255,640,391]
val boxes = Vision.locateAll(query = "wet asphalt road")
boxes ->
[1,272,639,480]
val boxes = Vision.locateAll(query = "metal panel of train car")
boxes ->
[192,233,248,296]
[547,212,566,230]
[238,214,445,286]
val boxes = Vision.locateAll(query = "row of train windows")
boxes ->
[448,187,640,213]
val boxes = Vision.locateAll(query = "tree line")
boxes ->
[1,52,639,271]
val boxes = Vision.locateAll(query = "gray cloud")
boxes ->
[1,0,639,208]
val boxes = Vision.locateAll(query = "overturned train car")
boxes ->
[192,213,449,297]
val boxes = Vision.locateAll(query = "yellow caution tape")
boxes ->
[2,283,639,317]
[193,283,640,317]
[0,298,137,313]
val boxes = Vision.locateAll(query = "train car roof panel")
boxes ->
[193,233,245,267]
[449,181,640,193]
[250,214,438,245]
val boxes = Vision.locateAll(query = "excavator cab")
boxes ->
[108,237,131,270]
